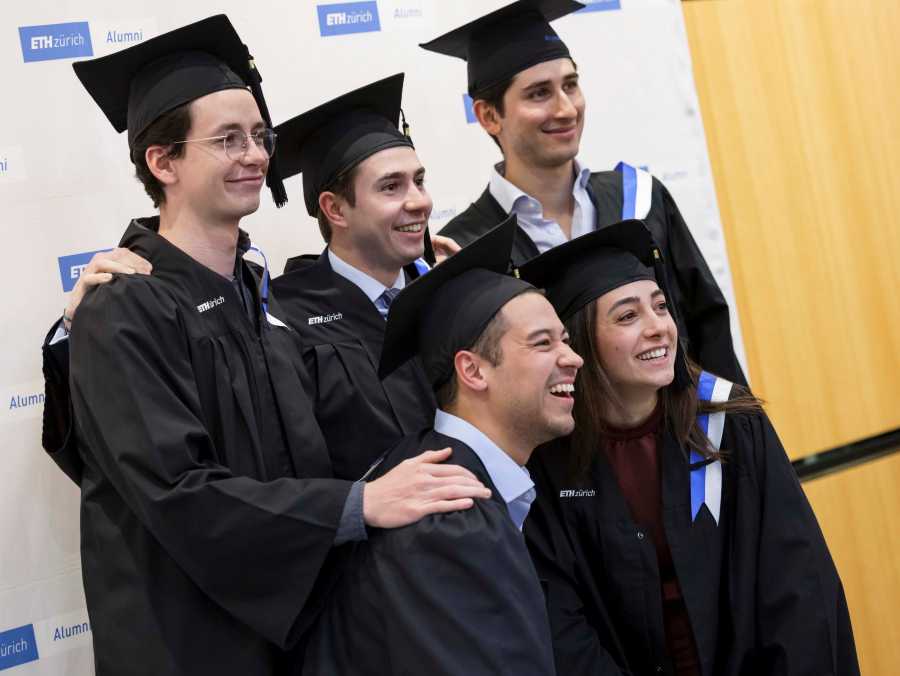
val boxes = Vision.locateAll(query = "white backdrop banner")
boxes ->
[0,0,745,672]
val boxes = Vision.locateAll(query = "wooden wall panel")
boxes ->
[803,453,900,675]
[682,0,900,459]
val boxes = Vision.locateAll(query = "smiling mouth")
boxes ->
[637,347,668,361]
[395,223,424,233]
[549,383,575,398]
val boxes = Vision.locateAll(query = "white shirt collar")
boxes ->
[488,158,592,216]
[433,410,535,515]
[327,248,405,304]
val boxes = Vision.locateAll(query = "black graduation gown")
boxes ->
[41,324,80,483]
[69,219,353,676]
[302,429,557,676]
[524,411,859,676]
[271,251,436,480]
[440,172,746,385]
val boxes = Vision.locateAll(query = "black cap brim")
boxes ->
[74,15,250,140]
[275,73,413,216]
[379,214,532,386]
[420,0,584,95]
[73,14,288,206]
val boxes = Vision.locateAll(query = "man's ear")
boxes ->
[145,146,178,188]
[473,99,503,138]
[454,350,489,395]
[319,191,349,234]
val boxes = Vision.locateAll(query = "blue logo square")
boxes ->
[58,249,112,292]
[19,22,93,62]
[0,625,39,671]
[462,94,477,124]
[317,2,381,37]
[578,0,622,12]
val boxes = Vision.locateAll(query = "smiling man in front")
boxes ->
[302,219,585,676]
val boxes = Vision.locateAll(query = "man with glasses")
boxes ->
[61,16,484,676]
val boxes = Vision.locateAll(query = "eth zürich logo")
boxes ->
[0,624,39,670]
[18,21,93,63]
[318,1,381,37]
[57,249,112,293]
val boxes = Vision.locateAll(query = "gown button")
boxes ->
[636,531,645,540]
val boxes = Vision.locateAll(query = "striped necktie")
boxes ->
[375,287,401,320]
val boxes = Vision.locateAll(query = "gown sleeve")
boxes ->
[730,412,859,675]
[70,276,353,649]
[657,179,747,385]
[41,318,82,484]
[525,460,630,676]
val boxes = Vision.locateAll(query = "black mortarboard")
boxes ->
[275,73,414,217]
[420,0,584,96]
[72,14,287,206]
[379,215,533,388]
[519,220,691,389]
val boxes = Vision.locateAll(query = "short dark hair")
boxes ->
[435,304,510,409]
[472,77,515,152]
[315,165,359,243]
[130,103,192,208]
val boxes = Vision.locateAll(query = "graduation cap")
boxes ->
[274,73,414,217]
[518,220,691,389]
[72,14,287,206]
[379,214,534,388]
[420,0,584,96]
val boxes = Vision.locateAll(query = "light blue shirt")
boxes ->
[488,159,596,253]
[433,409,536,531]
[327,249,404,304]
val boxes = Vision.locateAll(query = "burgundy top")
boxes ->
[601,403,701,676]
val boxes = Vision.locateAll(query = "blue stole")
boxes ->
[246,244,289,328]
[614,161,653,220]
[689,371,732,525]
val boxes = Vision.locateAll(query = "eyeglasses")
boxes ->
[172,128,277,161]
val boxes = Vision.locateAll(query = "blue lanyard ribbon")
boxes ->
[690,370,732,525]
[615,161,638,219]
[614,161,653,220]
[247,245,270,315]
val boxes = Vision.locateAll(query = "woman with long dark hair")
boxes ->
[520,222,858,676]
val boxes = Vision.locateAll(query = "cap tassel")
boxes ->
[400,108,411,138]
[422,225,436,266]
[246,53,288,207]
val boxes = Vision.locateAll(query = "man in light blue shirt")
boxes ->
[303,217,585,676]
[424,0,747,385]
